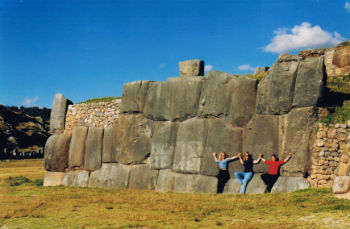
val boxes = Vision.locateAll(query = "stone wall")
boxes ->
[64,99,121,133]
[307,122,350,188]
[44,41,350,194]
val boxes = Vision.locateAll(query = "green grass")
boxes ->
[327,75,350,95]
[78,96,122,104]
[321,100,350,124]
[0,160,349,229]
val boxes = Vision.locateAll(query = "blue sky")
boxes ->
[0,0,349,108]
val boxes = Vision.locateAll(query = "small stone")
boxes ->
[339,124,347,129]
[335,123,340,128]
[316,139,324,147]
[319,151,325,157]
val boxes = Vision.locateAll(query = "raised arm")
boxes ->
[230,152,240,160]
[213,152,218,161]
[284,153,292,162]
[253,153,262,164]
[260,153,266,162]
[238,153,244,164]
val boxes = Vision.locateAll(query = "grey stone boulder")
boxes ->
[173,172,217,193]
[44,133,71,172]
[256,54,301,115]
[121,81,151,113]
[201,118,242,177]
[115,114,153,164]
[279,107,318,177]
[223,178,241,194]
[271,176,310,193]
[150,121,179,169]
[84,126,103,171]
[179,59,204,77]
[168,77,203,121]
[223,173,266,194]
[143,81,171,121]
[242,114,280,173]
[198,71,236,118]
[43,171,65,186]
[128,164,159,190]
[88,163,130,189]
[172,118,208,174]
[102,124,118,163]
[333,176,350,194]
[63,170,90,187]
[49,93,72,134]
[68,126,88,169]
[292,56,326,108]
[156,169,175,192]
[229,76,257,127]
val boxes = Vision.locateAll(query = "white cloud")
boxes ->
[345,1,350,13]
[238,64,255,72]
[22,96,39,107]
[264,22,345,53]
[159,63,166,69]
[204,64,213,72]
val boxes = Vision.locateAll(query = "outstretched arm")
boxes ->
[213,152,218,161]
[284,153,292,162]
[253,153,262,164]
[260,153,266,162]
[230,153,240,160]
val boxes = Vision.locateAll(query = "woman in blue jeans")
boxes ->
[234,152,262,194]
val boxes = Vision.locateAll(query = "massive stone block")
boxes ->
[279,107,318,176]
[172,118,208,174]
[50,93,72,134]
[84,126,103,171]
[115,114,153,164]
[128,164,159,190]
[223,174,266,194]
[256,54,300,115]
[43,171,65,186]
[229,76,257,127]
[201,118,242,176]
[44,133,71,172]
[68,126,88,169]
[271,177,310,192]
[333,176,350,194]
[121,81,151,113]
[150,121,178,169]
[88,163,130,189]
[242,114,280,173]
[156,169,175,192]
[223,178,241,194]
[63,170,90,187]
[179,59,204,77]
[102,124,118,163]
[173,172,217,193]
[292,56,326,108]
[198,71,236,118]
[143,81,171,121]
[168,77,203,121]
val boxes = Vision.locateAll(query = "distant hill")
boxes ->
[0,105,51,159]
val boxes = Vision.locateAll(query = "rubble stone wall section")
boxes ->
[64,99,122,133]
[308,122,350,188]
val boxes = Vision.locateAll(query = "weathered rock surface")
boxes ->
[115,114,153,164]
[121,81,151,113]
[223,178,241,193]
[84,127,103,171]
[254,67,269,75]
[271,176,310,192]
[229,76,257,127]
[156,169,175,192]
[324,44,350,77]
[201,119,242,176]
[68,126,88,169]
[143,81,171,121]
[50,93,71,134]
[44,133,71,172]
[128,164,159,190]
[88,163,130,189]
[292,56,326,108]
[168,77,203,121]
[172,118,207,174]
[333,176,350,194]
[256,54,300,115]
[179,59,204,77]
[63,170,90,187]
[43,171,65,186]
[243,114,280,173]
[198,71,235,118]
[150,122,178,169]
[279,107,318,176]
[102,124,118,163]
[223,174,266,194]
[173,172,217,193]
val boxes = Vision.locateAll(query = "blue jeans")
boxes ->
[234,171,253,194]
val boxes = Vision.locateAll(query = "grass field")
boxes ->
[0,159,349,229]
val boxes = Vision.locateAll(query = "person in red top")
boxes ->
[260,153,292,193]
